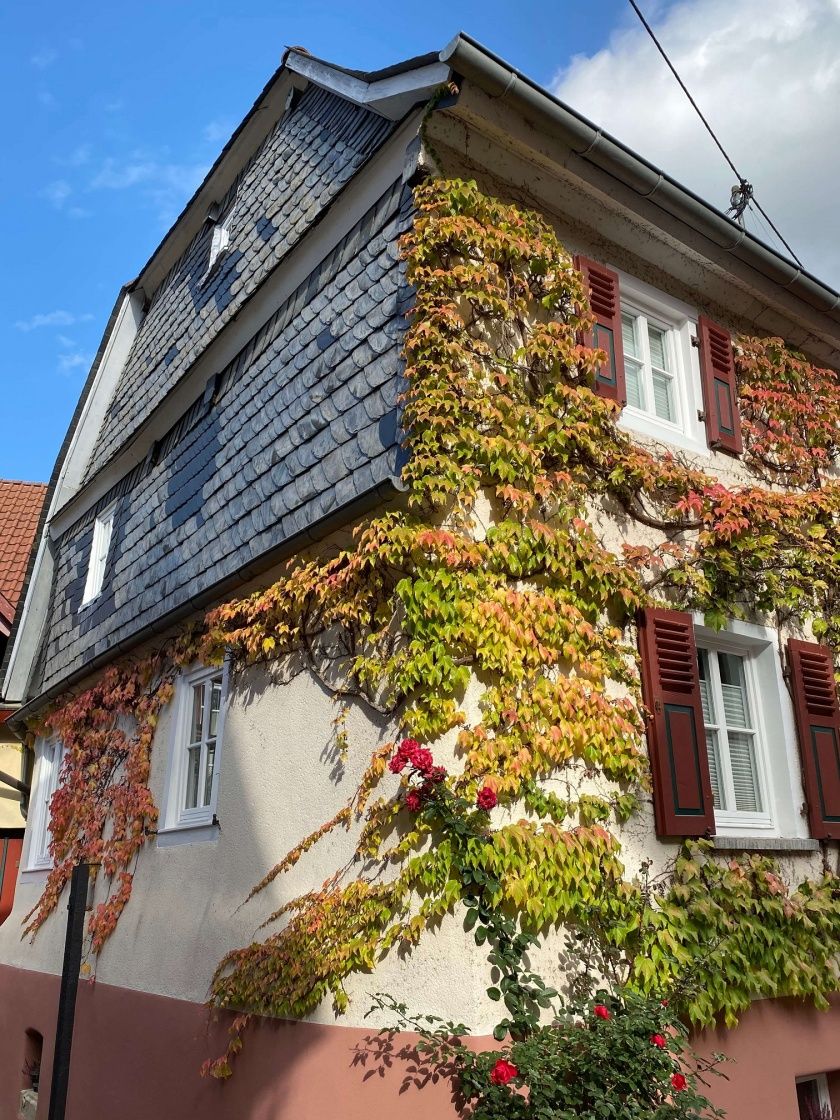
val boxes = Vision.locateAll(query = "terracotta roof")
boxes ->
[0,481,47,619]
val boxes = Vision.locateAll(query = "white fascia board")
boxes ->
[3,289,145,705]
[285,51,451,120]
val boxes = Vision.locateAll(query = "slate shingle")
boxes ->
[82,86,395,483]
[34,179,412,694]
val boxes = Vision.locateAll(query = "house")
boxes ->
[0,481,47,931]
[1,33,840,1120]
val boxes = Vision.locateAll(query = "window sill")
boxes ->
[619,411,709,459]
[712,836,819,853]
[155,821,220,848]
[19,866,51,882]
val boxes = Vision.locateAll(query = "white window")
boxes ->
[26,738,63,871]
[81,503,116,605]
[622,311,678,424]
[208,222,230,270]
[698,646,769,827]
[797,1074,832,1119]
[201,208,233,284]
[693,617,807,839]
[618,275,708,455]
[161,664,228,833]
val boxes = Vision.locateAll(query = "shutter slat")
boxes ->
[697,315,743,455]
[789,638,840,838]
[575,255,627,405]
[638,607,716,838]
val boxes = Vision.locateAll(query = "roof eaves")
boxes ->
[439,32,840,326]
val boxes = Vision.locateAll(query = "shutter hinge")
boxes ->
[654,699,662,714]
[691,335,700,349]
[697,410,705,422]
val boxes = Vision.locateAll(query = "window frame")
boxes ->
[161,662,230,833]
[696,639,773,832]
[693,616,807,839]
[796,1073,832,1118]
[25,737,63,871]
[81,501,117,606]
[617,274,708,456]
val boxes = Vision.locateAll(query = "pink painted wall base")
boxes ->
[2,963,840,1119]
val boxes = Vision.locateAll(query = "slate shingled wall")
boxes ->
[34,180,412,695]
[83,85,396,483]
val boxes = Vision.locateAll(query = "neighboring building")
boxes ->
[1,34,839,1120]
[0,481,47,928]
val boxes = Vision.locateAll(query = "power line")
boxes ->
[626,0,804,269]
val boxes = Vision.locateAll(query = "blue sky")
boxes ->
[1,0,631,482]
[5,0,838,483]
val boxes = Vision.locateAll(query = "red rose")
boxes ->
[400,738,420,762]
[671,1073,687,1092]
[477,786,497,811]
[593,1004,611,1020]
[429,766,448,783]
[405,790,423,812]
[388,753,407,773]
[650,1034,666,1049]
[412,748,434,774]
[489,1058,518,1086]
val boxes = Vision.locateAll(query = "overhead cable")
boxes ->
[626,0,804,269]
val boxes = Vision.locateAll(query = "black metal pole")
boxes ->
[47,861,89,1120]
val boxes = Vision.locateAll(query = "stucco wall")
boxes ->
[0,657,493,1032]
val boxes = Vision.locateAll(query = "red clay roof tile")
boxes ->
[0,480,47,616]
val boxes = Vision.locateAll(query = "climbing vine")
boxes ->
[24,178,840,1095]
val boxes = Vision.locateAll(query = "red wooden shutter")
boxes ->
[574,256,626,404]
[697,315,742,455]
[0,837,22,926]
[638,608,715,838]
[788,639,840,839]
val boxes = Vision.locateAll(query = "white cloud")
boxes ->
[89,153,209,222]
[30,48,57,69]
[57,351,91,376]
[37,88,57,109]
[553,0,840,288]
[203,117,235,144]
[41,179,72,209]
[63,143,92,168]
[15,310,94,332]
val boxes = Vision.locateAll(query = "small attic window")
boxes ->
[81,503,116,606]
[201,203,233,284]
[208,222,230,270]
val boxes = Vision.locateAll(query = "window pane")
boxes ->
[706,728,722,810]
[697,650,712,714]
[204,740,216,807]
[648,324,669,370]
[190,685,205,744]
[185,746,201,809]
[728,731,762,812]
[621,313,639,359]
[625,359,644,410]
[718,654,751,728]
[209,680,222,738]
[652,371,675,422]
